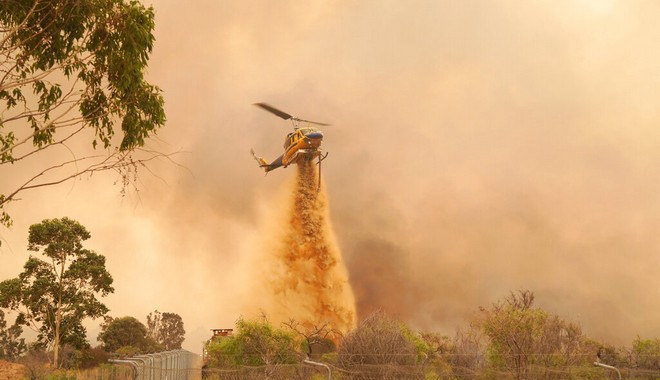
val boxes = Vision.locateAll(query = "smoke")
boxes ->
[346,240,422,321]
[244,160,356,334]
[3,0,660,351]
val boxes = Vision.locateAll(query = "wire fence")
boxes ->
[52,365,136,380]
[31,359,660,379]
[20,351,660,379]
[199,361,660,380]
[106,350,201,380]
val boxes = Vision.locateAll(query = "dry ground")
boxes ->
[0,360,27,380]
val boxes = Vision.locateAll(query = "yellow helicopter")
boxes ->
[250,103,329,183]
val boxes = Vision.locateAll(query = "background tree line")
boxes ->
[2,219,659,379]
[0,217,186,375]
[203,292,660,380]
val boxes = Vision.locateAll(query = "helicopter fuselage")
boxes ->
[282,127,324,167]
[250,103,329,175]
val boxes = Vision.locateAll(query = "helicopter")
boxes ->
[250,103,329,188]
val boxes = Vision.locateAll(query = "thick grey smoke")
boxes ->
[2,0,660,351]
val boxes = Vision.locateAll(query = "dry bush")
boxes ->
[448,326,488,379]
[337,311,423,380]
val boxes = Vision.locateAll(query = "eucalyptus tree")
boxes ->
[0,0,166,229]
[147,310,186,350]
[0,217,114,367]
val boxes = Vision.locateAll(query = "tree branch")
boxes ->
[0,149,179,208]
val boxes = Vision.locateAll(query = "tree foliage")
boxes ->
[629,337,660,370]
[205,317,301,369]
[0,309,27,360]
[416,331,464,379]
[0,217,114,367]
[146,310,185,350]
[476,290,592,380]
[97,316,161,354]
[0,0,166,228]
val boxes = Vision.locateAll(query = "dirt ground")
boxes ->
[0,360,27,380]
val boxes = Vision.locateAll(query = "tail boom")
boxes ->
[251,149,282,173]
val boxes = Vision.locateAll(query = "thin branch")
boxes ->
[0,124,83,165]
[0,150,178,208]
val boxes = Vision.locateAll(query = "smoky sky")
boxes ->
[2,0,660,351]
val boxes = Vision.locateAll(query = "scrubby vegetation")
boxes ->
[202,291,660,379]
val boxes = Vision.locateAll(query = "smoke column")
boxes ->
[248,159,356,334]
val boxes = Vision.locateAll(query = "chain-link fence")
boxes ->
[47,349,659,380]
[108,350,201,380]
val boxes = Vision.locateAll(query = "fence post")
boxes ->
[304,359,332,380]
[594,360,622,380]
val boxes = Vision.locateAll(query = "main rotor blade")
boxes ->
[293,118,331,127]
[253,103,293,120]
[254,103,331,126]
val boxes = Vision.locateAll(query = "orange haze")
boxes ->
[2,1,660,352]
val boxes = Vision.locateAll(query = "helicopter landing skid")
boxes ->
[316,152,329,192]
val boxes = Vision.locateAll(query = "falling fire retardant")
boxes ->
[248,159,356,335]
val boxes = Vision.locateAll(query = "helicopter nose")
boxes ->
[306,131,323,140]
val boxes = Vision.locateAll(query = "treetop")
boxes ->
[28,217,91,261]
